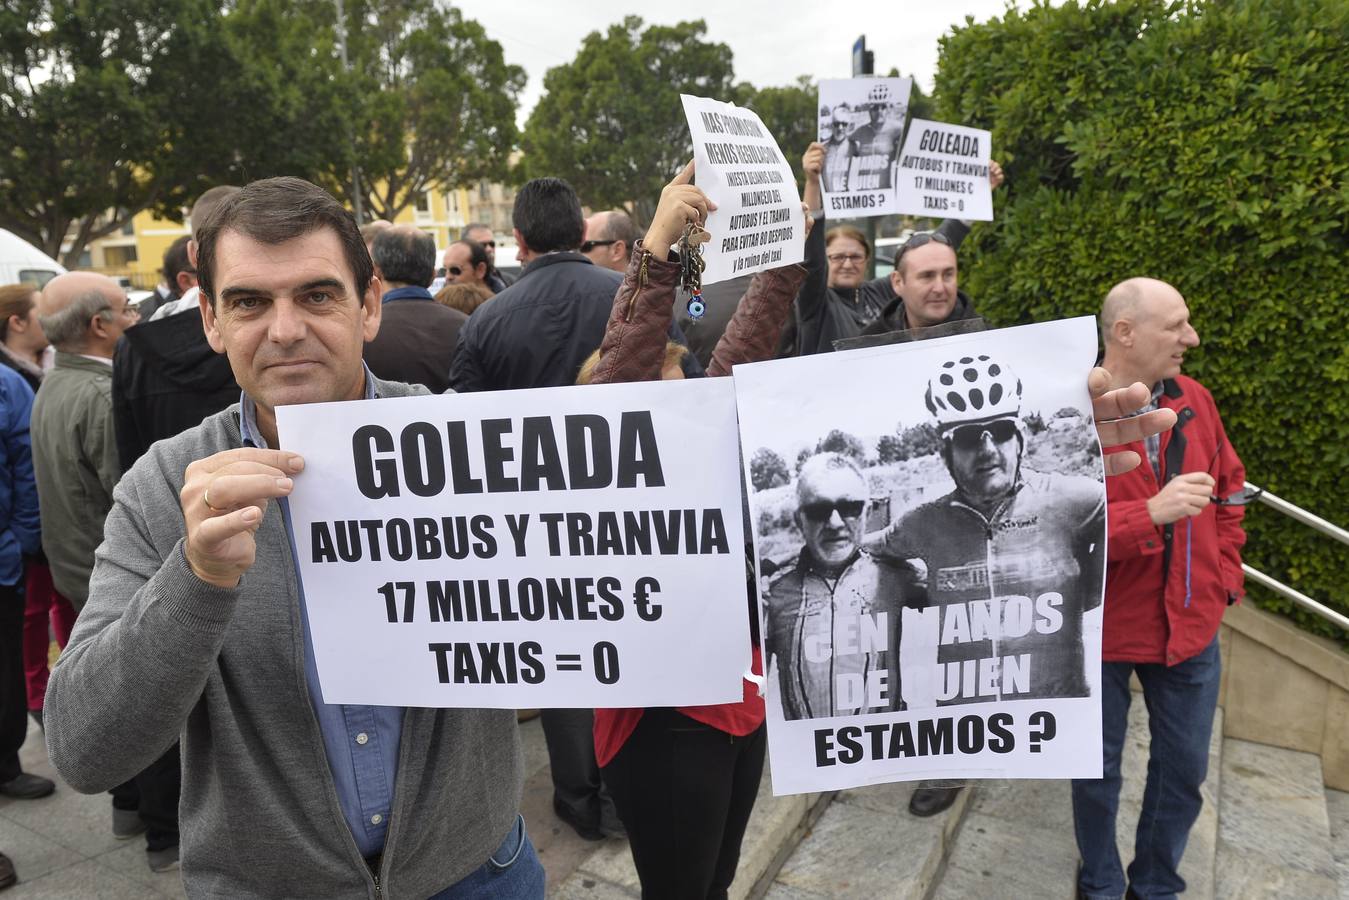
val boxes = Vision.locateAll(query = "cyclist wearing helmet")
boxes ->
[847,84,904,191]
[867,354,1104,706]
[764,453,925,721]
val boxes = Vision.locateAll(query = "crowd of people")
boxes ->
[0,136,1245,900]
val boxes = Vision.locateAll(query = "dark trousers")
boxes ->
[540,708,620,833]
[111,746,182,852]
[1071,638,1221,900]
[602,709,766,900]
[0,583,27,782]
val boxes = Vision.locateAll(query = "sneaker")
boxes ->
[0,772,55,800]
[147,845,180,873]
[907,786,962,817]
[112,808,147,840]
[0,851,15,890]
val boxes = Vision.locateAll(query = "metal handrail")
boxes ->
[1242,482,1348,632]
[1248,482,1349,547]
[1242,565,1349,633]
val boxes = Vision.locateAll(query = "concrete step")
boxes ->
[1320,788,1348,900]
[930,693,1224,899]
[553,768,829,899]
[765,782,970,899]
[1215,738,1339,898]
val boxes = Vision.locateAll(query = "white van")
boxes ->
[0,229,66,288]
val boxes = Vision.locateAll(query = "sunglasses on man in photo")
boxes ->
[944,419,1019,452]
[800,500,866,523]
[580,239,618,254]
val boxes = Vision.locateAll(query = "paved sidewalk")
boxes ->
[0,714,599,897]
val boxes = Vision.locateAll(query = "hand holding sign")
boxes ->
[182,448,304,588]
[642,161,716,261]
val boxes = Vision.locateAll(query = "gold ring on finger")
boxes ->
[203,488,225,513]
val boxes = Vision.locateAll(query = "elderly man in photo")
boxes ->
[866,354,1105,817]
[764,453,922,721]
[1072,278,1245,900]
[44,177,541,899]
[441,239,495,295]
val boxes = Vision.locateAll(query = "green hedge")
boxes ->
[934,0,1349,643]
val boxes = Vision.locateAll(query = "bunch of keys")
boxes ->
[679,222,709,319]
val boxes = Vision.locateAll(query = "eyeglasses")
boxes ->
[826,252,866,264]
[894,231,953,268]
[446,266,462,277]
[947,419,1018,452]
[800,499,866,523]
[479,240,495,249]
[580,239,618,254]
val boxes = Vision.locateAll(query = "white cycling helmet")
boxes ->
[925,354,1022,429]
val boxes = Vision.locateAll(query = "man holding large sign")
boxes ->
[44,177,545,899]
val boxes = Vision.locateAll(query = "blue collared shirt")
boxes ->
[382,285,435,303]
[238,369,403,858]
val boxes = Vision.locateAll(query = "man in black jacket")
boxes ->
[449,178,700,393]
[362,225,467,393]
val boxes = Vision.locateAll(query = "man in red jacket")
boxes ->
[1072,278,1246,900]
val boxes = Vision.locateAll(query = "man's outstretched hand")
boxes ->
[1089,367,1176,476]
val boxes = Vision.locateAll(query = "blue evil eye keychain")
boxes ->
[679,222,709,320]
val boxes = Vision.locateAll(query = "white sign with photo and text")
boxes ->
[894,119,995,221]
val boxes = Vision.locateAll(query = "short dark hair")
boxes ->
[371,226,436,288]
[513,178,584,253]
[451,239,489,273]
[196,177,372,305]
[161,235,194,298]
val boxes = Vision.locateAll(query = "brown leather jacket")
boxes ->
[590,241,808,385]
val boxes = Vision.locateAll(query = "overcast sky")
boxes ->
[452,2,1028,125]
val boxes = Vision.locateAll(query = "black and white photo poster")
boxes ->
[276,379,751,709]
[816,77,913,217]
[734,317,1106,793]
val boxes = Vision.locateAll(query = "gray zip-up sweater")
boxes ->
[45,377,523,899]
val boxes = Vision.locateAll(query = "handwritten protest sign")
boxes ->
[276,379,751,708]
[816,77,913,218]
[681,94,804,284]
[734,317,1105,793]
[895,119,994,221]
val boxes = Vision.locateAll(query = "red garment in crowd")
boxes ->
[22,560,76,710]
[594,647,765,768]
[1104,375,1245,666]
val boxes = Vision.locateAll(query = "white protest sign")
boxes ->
[895,118,994,221]
[276,379,750,708]
[734,317,1105,794]
[816,77,913,218]
[681,94,804,284]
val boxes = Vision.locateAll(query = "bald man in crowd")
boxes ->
[1072,277,1245,900]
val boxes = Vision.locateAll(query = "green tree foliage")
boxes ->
[0,0,250,264]
[749,447,791,491]
[327,0,524,220]
[935,0,1349,639]
[736,76,815,186]
[519,17,735,222]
